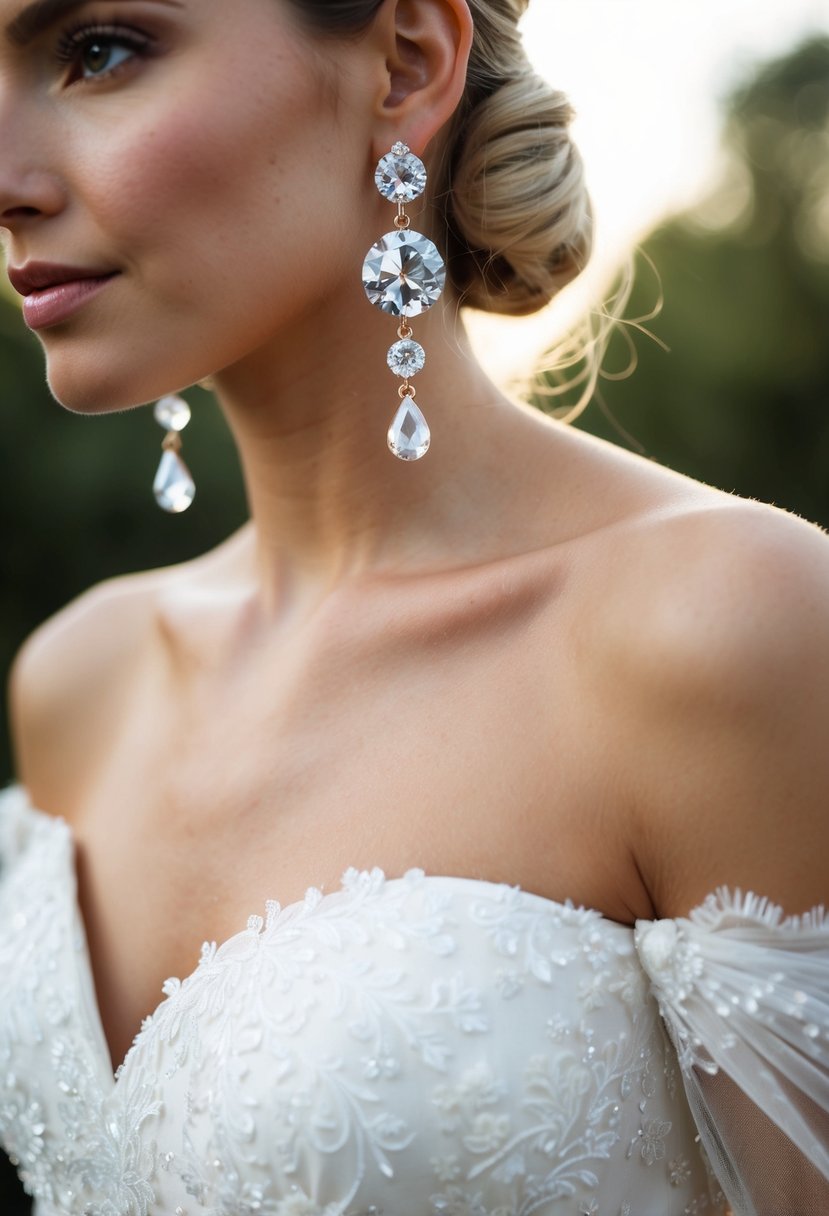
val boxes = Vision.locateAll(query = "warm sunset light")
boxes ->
[467,0,829,382]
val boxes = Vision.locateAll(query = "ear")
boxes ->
[368,0,473,161]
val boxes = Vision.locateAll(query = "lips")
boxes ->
[8,262,119,297]
[9,264,122,330]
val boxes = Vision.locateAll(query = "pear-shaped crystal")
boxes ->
[363,230,446,318]
[375,145,428,203]
[154,394,191,432]
[387,339,426,378]
[153,449,196,512]
[388,399,430,461]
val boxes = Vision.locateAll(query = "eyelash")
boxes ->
[54,21,152,83]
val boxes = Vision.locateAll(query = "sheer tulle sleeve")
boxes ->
[634,889,829,1216]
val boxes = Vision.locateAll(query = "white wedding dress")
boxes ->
[0,782,827,1216]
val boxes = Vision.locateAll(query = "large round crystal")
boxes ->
[363,230,446,318]
[375,144,427,203]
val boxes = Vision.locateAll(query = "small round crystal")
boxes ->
[363,229,446,318]
[154,394,191,432]
[387,339,426,378]
[375,146,428,204]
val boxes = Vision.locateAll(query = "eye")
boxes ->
[55,23,150,83]
[77,36,134,79]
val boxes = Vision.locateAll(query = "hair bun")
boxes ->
[443,72,594,316]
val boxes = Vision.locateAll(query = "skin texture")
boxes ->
[2,0,829,1076]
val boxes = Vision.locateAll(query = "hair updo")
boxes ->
[287,0,594,318]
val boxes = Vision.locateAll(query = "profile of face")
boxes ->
[0,0,400,412]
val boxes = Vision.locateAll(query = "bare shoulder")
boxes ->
[7,568,165,806]
[599,495,829,685]
[6,520,252,809]
[592,496,829,920]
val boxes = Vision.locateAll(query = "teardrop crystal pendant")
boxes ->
[153,448,196,513]
[153,392,195,512]
[388,397,430,461]
[366,141,445,461]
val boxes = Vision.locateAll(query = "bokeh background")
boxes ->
[1,2,828,1208]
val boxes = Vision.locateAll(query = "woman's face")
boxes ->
[0,0,378,409]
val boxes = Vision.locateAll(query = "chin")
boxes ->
[46,381,148,416]
[45,360,169,416]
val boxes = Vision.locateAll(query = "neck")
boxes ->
[211,291,539,618]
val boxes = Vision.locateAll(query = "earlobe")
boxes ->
[371,0,473,158]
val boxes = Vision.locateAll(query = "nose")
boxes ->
[0,163,65,231]
[0,90,66,232]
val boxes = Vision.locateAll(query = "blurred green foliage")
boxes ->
[553,36,829,530]
[0,32,828,1214]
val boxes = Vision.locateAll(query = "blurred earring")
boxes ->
[153,394,196,513]
[362,141,446,461]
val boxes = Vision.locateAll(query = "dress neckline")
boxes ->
[9,780,820,1089]
[2,781,640,1083]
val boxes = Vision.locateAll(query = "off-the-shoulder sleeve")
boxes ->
[635,888,829,1216]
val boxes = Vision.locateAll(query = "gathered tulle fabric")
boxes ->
[635,892,829,1215]
[0,781,826,1216]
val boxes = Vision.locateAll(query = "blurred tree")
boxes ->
[548,36,829,532]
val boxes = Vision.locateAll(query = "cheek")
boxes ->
[73,61,357,307]
[48,37,374,405]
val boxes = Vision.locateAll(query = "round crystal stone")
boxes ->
[387,339,426,378]
[375,145,428,203]
[363,230,446,318]
[154,394,191,432]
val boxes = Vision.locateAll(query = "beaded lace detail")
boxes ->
[2,784,826,1215]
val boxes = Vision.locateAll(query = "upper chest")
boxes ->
[26,546,654,1066]
[71,547,641,898]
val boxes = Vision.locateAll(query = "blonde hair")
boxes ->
[434,1,592,317]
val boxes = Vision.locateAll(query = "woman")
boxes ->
[0,0,827,1213]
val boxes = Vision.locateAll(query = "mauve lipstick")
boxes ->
[7,263,120,330]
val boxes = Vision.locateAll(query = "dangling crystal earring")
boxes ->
[362,141,446,460]
[153,394,196,513]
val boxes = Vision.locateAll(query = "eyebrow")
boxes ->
[6,0,180,47]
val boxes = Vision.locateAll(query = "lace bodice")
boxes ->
[0,783,827,1216]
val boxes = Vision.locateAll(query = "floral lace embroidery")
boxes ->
[0,805,161,1214]
[0,792,745,1214]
